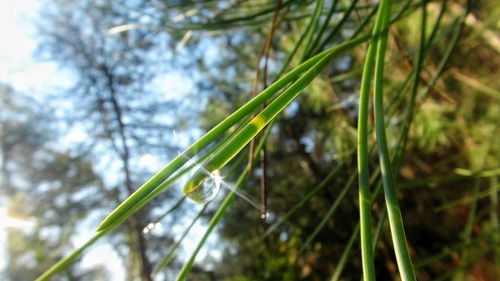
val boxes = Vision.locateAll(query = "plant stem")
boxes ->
[373,0,417,280]
[96,41,347,232]
[184,34,370,195]
[357,0,391,279]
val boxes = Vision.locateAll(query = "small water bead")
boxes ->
[184,170,222,204]
[142,222,156,233]
[143,222,160,234]
[260,212,270,220]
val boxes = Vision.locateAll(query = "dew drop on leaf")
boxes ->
[185,170,222,204]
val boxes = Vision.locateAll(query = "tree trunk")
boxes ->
[102,67,153,281]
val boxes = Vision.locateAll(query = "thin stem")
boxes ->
[262,159,347,238]
[315,0,360,54]
[96,40,347,232]
[153,204,207,275]
[356,0,390,279]
[175,120,273,281]
[301,0,324,60]
[300,173,357,252]
[373,0,417,279]
[184,34,370,195]
[307,0,339,58]
[330,224,361,281]
[247,0,282,218]
[490,176,500,267]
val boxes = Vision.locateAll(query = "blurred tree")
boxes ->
[34,1,184,280]
[0,84,106,280]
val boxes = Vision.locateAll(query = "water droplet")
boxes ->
[147,223,155,229]
[143,227,149,234]
[184,170,222,204]
[261,212,270,220]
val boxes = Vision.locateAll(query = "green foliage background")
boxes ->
[1,0,499,280]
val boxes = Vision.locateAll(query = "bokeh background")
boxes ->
[0,0,499,280]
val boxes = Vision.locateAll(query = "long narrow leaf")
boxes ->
[183,34,370,196]
[373,0,417,279]
[96,41,346,232]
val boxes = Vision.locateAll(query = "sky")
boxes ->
[0,0,74,96]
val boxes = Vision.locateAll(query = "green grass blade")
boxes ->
[36,144,225,281]
[278,0,327,77]
[459,180,479,281]
[300,0,324,61]
[183,0,300,31]
[306,0,339,58]
[356,0,393,279]
[154,204,208,275]
[459,125,498,280]
[330,224,361,281]
[490,176,500,266]
[300,173,356,252]
[152,196,186,223]
[35,232,104,281]
[426,0,447,47]
[415,227,500,269]
[183,34,370,196]
[175,121,273,281]
[357,39,377,280]
[176,169,250,281]
[351,3,379,37]
[262,159,346,238]
[315,0,359,53]
[393,0,427,173]
[329,180,388,281]
[427,7,470,88]
[434,187,494,212]
[372,0,417,280]
[434,247,496,281]
[372,205,387,251]
[351,3,418,279]
[96,42,344,232]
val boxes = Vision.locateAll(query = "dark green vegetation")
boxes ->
[1,0,499,280]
